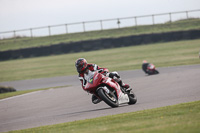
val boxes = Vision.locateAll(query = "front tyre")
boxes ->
[128,90,137,105]
[154,69,159,74]
[97,88,119,108]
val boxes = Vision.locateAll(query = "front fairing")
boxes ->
[84,71,122,99]
[103,78,122,97]
[147,64,155,70]
[84,71,103,93]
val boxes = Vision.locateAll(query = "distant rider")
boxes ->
[75,58,131,104]
[142,60,150,74]
[142,60,157,75]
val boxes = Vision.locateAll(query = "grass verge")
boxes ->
[6,100,200,133]
[0,39,200,82]
[0,86,69,100]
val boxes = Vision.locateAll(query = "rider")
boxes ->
[75,58,131,104]
[142,60,150,74]
[142,60,157,74]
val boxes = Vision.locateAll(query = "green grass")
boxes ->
[0,86,69,100]
[0,39,200,82]
[6,100,200,133]
[0,18,200,51]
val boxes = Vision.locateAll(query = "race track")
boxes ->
[0,65,200,132]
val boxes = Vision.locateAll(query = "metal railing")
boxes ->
[0,9,200,39]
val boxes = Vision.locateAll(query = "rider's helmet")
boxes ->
[143,60,147,63]
[75,58,88,73]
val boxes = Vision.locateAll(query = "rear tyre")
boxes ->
[97,88,119,108]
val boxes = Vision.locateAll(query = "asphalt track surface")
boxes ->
[0,64,200,132]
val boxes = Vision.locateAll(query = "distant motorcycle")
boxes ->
[142,60,159,75]
[84,71,137,108]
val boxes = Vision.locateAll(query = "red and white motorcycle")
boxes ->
[142,60,159,75]
[84,71,137,108]
[146,64,159,75]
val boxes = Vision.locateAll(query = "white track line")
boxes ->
[0,90,43,102]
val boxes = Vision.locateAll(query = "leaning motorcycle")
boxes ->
[144,63,159,75]
[84,71,137,108]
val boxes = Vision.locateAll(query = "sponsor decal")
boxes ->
[88,75,94,84]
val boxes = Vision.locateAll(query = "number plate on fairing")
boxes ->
[118,93,129,104]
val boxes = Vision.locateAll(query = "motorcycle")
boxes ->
[143,63,159,75]
[84,71,137,108]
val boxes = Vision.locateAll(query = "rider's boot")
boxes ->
[109,72,132,92]
[118,80,132,92]
[92,94,102,104]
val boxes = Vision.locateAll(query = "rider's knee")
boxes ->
[108,71,119,78]
[108,71,121,82]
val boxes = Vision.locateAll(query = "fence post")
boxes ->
[48,26,51,36]
[30,28,33,38]
[83,22,85,32]
[100,20,103,30]
[135,17,137,26]
[186,11,189,19]
[65,24,68,34]
[13,30,16,39]
[117,19,120,28]
[152,15,155,25]
[169,13,172,23]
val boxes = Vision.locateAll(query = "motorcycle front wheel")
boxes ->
[97,88,119,108]
[128,90,137,105]
[154,69,159,74]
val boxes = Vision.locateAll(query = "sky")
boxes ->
[0,0,200,36]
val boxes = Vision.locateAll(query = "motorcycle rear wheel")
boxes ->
[98,88,119,108]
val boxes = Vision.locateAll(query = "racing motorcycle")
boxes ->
[84,71,137,108]
[142,63,159,75]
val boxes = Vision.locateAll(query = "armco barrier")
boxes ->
[0,29,200,61]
